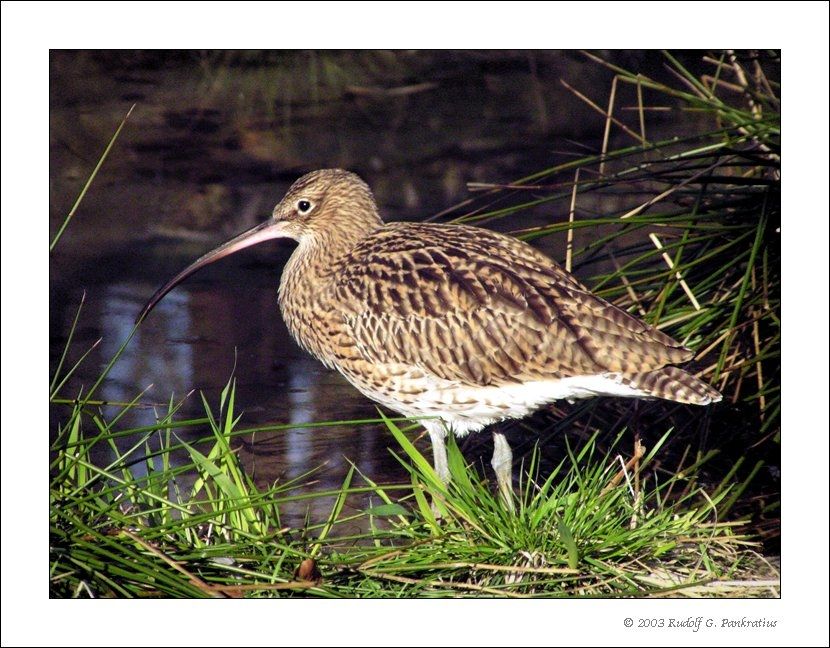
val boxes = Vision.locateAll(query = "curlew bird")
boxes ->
[138,169,721,508]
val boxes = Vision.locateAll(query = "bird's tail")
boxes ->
[626,366,722,405]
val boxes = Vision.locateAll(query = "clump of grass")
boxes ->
[50,367,775,597]
[50,376,317,598]
[333,415,773,597]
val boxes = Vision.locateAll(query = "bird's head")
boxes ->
[271,168,381,241]
[136,168,382,322]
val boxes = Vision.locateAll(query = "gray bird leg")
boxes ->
[424,422,450,518]
[491,431,515,512]
[424,421,450,486]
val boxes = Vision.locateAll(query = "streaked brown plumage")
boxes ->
[139,169,721,507]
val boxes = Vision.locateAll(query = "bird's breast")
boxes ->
[278,241,354,369]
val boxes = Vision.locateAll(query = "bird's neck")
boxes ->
[278,214,381,361]
[282,215,380,289]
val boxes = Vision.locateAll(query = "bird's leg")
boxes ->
[491,431,515,512]
[425,423,450,486]
[423,422,451,519]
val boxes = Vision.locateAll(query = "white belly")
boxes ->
[346,367,649,438]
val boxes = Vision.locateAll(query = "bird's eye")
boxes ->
[297,199,313,214]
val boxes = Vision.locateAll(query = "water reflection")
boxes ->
[100,283,194,415]
[284,356,333,478]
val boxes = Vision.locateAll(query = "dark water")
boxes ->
[50,51,665,521]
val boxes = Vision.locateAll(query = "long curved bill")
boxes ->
[136,219,292,323]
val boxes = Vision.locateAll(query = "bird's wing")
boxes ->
[332,223,691,386]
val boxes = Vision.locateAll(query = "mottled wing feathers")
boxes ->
[332,222,691,387]
[627,366,722,405]
[554,287,693,373]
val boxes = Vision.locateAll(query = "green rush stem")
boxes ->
[715,192,768,380]
[50,292,87,395]
[50,105,134,252]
